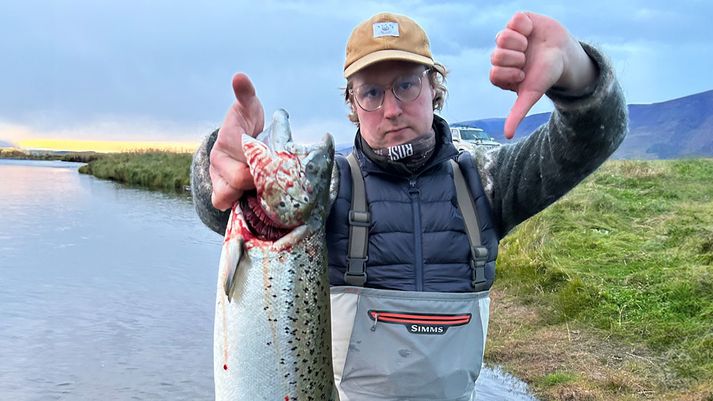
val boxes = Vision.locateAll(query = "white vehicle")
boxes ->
[450,126,501,153]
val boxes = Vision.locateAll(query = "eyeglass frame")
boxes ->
[348,68,431,112]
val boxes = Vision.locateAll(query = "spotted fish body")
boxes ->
[214,110,337,401]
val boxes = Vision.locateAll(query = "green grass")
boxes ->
[496,158,713,382]
[536,371,578,387]
[78,150,192,192]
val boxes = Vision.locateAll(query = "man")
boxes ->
[192,11,627,400]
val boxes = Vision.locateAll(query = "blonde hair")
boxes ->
[343,64,448,125]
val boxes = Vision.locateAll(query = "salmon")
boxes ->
[213,109,337,401]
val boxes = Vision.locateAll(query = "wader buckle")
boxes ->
[470,246,488,288]
[344,258,368,286]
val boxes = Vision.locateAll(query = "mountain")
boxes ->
[622,90,713,159]
[455,89,713,160]
[0,139,18,148]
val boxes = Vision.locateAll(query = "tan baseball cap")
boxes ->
[344,12,443,78]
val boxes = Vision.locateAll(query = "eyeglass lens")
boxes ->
[353,70,426,111]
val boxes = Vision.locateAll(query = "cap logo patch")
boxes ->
[373,22,399,38]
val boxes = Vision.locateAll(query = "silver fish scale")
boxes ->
[213,109,337,401]
[214,228,333,400]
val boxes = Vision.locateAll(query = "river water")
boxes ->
[0,159,537,401]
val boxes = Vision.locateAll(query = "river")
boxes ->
[0,159,537,401]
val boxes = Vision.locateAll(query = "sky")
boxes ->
[1,0,712,150]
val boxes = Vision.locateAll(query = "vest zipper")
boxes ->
[409,178,423,291]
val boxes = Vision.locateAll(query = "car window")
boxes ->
[460,129,487,141]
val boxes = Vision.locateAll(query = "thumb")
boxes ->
[230,72,265,137]
[232,73,257,104]
[503,89,542,139]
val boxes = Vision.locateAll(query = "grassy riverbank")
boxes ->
[0,149,101,163]
[488,158,713,400]
[78,150,192,192]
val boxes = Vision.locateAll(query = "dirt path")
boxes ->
[485,290,713,401]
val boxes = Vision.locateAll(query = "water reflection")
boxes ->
[1,160,219,400]
[0,160,537,400]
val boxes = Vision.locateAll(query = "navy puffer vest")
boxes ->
[326,117,499,292]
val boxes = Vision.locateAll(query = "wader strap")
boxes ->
[449,159,488,290]
[345,153,369,286]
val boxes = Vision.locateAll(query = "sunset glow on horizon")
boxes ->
[17,138,200,153]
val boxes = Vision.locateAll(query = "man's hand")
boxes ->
[209,73,265,211]
[490,12,598,139]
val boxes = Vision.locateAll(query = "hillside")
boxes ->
[456,89,713,160]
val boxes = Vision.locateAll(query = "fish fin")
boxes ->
[272,225,308,251]
[268,109,292,150]
[254,109,292,151]
[321,132,335,154]
[225,237,244,302]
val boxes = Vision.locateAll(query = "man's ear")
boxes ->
[428,81,436,100]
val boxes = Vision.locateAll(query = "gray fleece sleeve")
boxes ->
[472,43,628,237]
[191,128,231,235]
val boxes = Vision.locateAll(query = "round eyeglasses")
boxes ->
[349,69,429,112]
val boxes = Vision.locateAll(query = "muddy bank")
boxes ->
[485,290,713,401]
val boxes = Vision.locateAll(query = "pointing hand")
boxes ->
[210,73,265,211]
[490,12,597,139]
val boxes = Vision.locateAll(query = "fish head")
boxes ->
[242,110,335,229]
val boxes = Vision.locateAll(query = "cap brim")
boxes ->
[344,50,435,78]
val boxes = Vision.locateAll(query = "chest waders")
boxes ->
[330,154,490,401]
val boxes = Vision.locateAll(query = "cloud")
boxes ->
[0,122,35,143]
[0,115,214,143]
[1,0,712,145]
[603,40,713,104]
[290,116,356,146]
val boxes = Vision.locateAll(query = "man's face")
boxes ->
[349,61,435,149]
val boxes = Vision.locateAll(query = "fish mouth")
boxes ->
[240,190,295,241]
